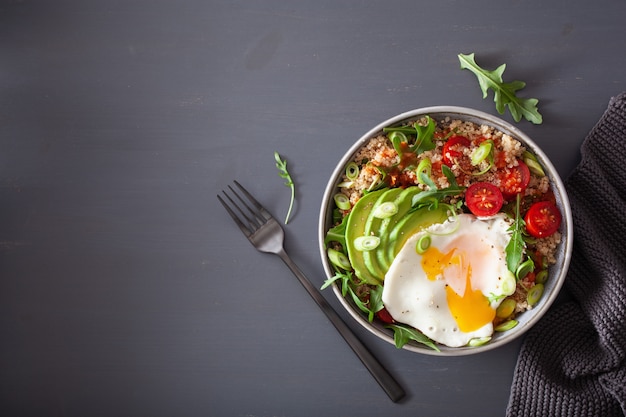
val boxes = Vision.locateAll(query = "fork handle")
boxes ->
[276,249,406,403]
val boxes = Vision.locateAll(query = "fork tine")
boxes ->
[233,180,271,220]
[226,184,265,229]
[217,193,254,237]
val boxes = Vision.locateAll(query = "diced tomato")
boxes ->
[499,160,531,200]
[473,135,490,145]
[465,182,504,217]
[524,201,562,238]
[494,150,508,169]
[442,135,471,167]
[376,307,395,324]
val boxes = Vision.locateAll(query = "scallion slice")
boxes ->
[415,234,431,254]
[333,193,351,210]
[416,158,432,185]
[471,140,493,166]
[522,151,545,177]
[535,269,548,284]
[516,257,535,281]
[527,283,544,306]
[345,162,360,180]
[372,202,398,219]
[495,319,518,332]
[353,235,380,251]
[327,248,351,270]
[501,270,517,296]
[468,336,491,347]
[496,298,516,318]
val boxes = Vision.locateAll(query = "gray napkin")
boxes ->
[506,92,626,416]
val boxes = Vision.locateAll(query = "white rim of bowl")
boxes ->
[318,106,573,356]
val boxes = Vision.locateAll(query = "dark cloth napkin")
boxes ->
[507,92,626,416]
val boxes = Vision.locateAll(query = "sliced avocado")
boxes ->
[362,188,403,281]
[375,187,422,272]
[345,189,387,284]
[385,206,450,268]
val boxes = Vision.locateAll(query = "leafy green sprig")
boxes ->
[386,324,440,352]
[384,115,437,156]
[321,270,381,322]
[412,165,465,210]
[505,193,526,274]
[274,151,295,224]
[458,53,542,124]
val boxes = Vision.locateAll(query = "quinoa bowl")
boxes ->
[318,106,573,356]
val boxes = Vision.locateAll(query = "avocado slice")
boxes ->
[345,188,387,284]
[362,188,403,281]
[385,205,450,268]
[375,187,422,271]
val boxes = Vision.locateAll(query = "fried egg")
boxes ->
[382,213,516,347]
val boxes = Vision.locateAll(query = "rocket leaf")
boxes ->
[458,53,543,124]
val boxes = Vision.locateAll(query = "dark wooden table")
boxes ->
[2,1,625,416]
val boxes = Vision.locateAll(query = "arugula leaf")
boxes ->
[458,53,542,124]
[383,116,437,156]
[505,193,526,274]
[274,151,295,224]
[324,213,348,250]
[386,324,440,351]
[368,285,384,315]
[321,270,379,322]
[412,165,465,210]
[411,116,437,154]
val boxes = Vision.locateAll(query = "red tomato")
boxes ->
[499,160,531,199]
[376,308,395,324]
[524,201,562,238]
[465,182,504,217]
[442,135,471,166]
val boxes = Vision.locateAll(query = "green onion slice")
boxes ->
[333,193,351,210]
[372,201,398,219]
[496,298,516,318]
[522,151,545,177]
[499,270,517,297]
[495,319,518,332]
[415,234,431,254]
[415,158,432,185]
[516,258,535,280]
[471,140,493,166]
[327,248,351,270]
[535,269,548,284]
[354,235,380,251]
[345,162,360,180]
[527,283,544,306]
[468,336,491,347]
[388,131,408,156]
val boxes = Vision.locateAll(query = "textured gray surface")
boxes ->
[1,1,625,416]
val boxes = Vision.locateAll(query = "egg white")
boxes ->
[382,213,515,348]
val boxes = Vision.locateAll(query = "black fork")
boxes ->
[218,181,405,402]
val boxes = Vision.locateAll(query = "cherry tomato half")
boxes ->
[442,135,471,167]
[499,160,531,200]
[376,307,395,324]
[465,182,504,217]
[524,201,562,238]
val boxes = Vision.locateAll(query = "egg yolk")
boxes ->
[420,245,496,332]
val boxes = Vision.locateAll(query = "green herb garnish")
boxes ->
[321,271,380,322]
[505,193,526,274]
[386,324,440,351]
[458,53,542,124]
[274,151,295,224]
[384,115,437,156]
[412,165,465,210]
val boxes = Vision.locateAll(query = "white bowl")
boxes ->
[318,106,573,356]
